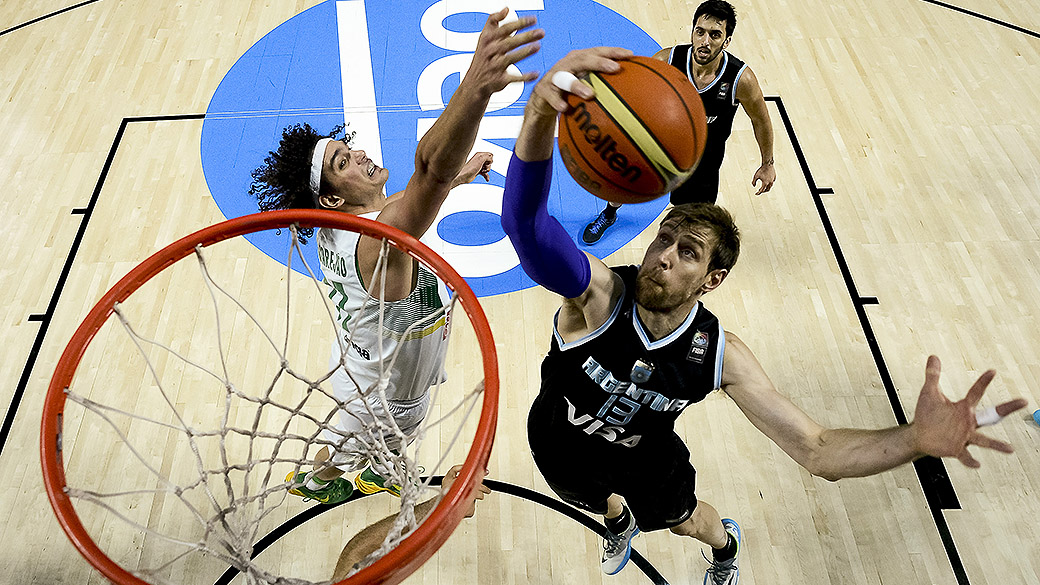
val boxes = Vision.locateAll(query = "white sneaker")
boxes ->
[601,510,640,575]
[703,518,741,585]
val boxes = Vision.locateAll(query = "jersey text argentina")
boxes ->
[530,265,724,451]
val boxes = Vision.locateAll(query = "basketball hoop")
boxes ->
[41,209,499,585]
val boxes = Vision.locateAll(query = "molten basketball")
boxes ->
[557,56,708,204]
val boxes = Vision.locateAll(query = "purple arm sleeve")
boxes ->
[500,154,591,298]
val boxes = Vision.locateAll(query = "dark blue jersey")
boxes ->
[529,265,725,454]
[666,47,748,204]
[670,46,747,160]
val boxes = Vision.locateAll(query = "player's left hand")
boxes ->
[911,355,1028,468]
[453,152,493,188]
[752,163,775,195]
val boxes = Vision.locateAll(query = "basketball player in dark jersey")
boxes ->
[581,0,775,245]
[501,48,1026,585]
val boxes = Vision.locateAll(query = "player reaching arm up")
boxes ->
[502,47,635,341]
[360,8,542,299]
[502,47,1028,584]
[256,9,542,507]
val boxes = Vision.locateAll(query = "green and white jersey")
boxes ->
[316,215,451,405]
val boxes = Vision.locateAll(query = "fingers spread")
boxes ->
[996,398,1028,417]
[964,369,996,405]
[956,449,981,469]
[970,432,1015,453]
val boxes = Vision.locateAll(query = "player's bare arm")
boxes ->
[734,67,775,195]
[363,9,543,298]
[721,332,1027,480]
[385,152,494,207]
[508,48,633,341]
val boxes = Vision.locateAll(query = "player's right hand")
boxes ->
[529,47,634,116]
[465,8,544,97]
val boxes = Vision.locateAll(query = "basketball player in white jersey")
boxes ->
[250,8,544,503]
[502,47,1027,585]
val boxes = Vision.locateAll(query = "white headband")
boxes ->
[309,137,333,197]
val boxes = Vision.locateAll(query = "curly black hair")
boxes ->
[249,122,352,242]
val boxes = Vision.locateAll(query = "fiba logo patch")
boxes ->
[201,0,664,297]
[687,330,709,364]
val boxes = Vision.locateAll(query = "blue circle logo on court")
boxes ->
[201,0,663,297]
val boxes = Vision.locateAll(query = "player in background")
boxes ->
[581,0,774,245]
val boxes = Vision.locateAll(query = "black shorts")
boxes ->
[528,418,698,532]
[670,147,725,205]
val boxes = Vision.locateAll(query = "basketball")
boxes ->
[557,56,708,204]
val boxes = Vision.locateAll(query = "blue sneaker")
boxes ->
[703,518,741,585]
[600,510,640,575]
[582,210,617,244]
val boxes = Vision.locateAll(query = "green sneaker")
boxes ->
[354,467,402,497]
[285,471,353,504]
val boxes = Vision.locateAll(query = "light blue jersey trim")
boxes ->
[552,281,627,351]
[633,301,701,351]
[690,51,729,94]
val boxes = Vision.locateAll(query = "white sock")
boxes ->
[305,477,329,491]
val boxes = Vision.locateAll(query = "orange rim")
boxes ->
[40,209,499,585]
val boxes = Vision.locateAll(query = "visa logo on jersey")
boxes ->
[201,0,664,297]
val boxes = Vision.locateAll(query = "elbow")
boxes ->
[801,448,843,483]
[813,469,843,483]
[413,150,457,186]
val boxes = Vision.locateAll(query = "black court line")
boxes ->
[768,95,970,585]
[0,0,101,37]
[0,113,205,461]
[213,478,670,585]
[919,0,1040,38]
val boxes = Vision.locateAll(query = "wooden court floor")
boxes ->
[2,1,1039,584]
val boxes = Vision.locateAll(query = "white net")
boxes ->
[53,219,491,585]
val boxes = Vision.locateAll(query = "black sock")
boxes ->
[602,203,619,219]
[605,507,631,534]
[712,532,737,562]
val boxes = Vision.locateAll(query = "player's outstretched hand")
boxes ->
[453,152,493,188]
[466,8,544,97]
[529,47,634,116]
[911,355,1028,468]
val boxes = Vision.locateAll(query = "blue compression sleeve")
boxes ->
[501,154,591,298]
